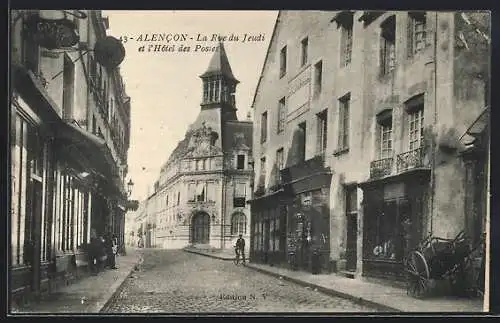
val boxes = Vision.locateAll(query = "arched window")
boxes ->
[231,213,247,235]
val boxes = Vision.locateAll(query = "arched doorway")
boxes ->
[191,212,210,244]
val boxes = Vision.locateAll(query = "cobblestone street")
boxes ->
[103,249,382,313]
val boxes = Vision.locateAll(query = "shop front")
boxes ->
[281,155,332,274]
[250,189,288,266]
[359,171,430,281]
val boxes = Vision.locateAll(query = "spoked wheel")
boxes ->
[405,250,430,298]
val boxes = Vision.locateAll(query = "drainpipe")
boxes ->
[429,11,439,236]
[220,166,226,250]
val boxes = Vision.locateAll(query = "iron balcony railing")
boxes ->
[396,148,425,173]
[370,157,394,179]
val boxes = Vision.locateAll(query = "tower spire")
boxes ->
[200,42,239,83]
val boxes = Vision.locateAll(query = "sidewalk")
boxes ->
[183,247,485,313]
[12,249,140,314]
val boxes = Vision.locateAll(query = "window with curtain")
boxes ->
[280,45,287,78]
[196,182,206,202]
[380,16,396,75]
[338,94,350,151]
[407,12,427,57]
[409,107,424,151]
[379,116,393,159]
[277,97,286,134]
[339,12,354,67]
[206,182,216,202]
[301,37,309,67]
[231,213,247,235]
[316,109,328,156]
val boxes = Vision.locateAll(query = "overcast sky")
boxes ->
[104,10,278,201]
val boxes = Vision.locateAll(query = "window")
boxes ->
[231,213,247,235]
[177,191,181,205]
[380,16,396,75]
[206,182,216,202]
[379,115,393,158]
[301,37,309,66]
[188,182,196,201]
[166,195,169,206]
[407,12,427,57]
[280,45,287,78]
[63,54,75,120]
[237,154,245,170]
[316,109,328,156]
[276,148,284,182]
[233,183,246,207]
[261,111,268,143]
[314,60,323,96]
[196,182,205,202]
[260,156,266,179]
[338,94,350,151]
[277,97,286,134]
[340,13,354,67]
[408,107,424,151]
[298,122,307,162]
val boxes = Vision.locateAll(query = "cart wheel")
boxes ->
[405,250,430,298]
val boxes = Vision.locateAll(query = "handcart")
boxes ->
[404,230,485,298]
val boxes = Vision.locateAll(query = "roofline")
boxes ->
[250,11,281,110]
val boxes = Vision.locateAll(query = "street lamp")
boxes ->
[127,179,134,197]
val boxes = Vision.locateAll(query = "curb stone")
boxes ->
[183,248,398,312]
[245,263,400,312]
[97,260,139,313]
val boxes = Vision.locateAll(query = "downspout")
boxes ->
[220,163,226,249]
[429,12,439,236]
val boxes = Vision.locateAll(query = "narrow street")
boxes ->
[103,249,382,313]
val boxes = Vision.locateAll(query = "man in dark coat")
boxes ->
[236,234,246,264]
[88,229,101,275]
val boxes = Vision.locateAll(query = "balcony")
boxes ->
[396,148,426,173]
[370,157,394,179]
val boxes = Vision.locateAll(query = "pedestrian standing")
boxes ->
[236,234,246,264]
[88,229,100,275]
[105,232,118,269]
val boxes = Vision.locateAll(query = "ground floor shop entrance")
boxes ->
[360,173,429,281]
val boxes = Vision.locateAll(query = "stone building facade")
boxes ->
[249,10,489,281]
[10,10,132,304]
[138,43,253,253]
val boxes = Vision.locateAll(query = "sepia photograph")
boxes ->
[8,9,490,315]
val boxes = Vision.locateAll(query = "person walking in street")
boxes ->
[236,234,246,264]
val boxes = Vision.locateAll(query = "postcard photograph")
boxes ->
[8,9,490,315]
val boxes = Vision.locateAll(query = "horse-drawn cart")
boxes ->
[404,230,485,298]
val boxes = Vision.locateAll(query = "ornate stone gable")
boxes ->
[185,122,222,157]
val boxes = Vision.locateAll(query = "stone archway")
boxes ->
[191,212,210,244]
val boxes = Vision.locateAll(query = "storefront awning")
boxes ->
[56,121,120,188]
[12,64,62,124]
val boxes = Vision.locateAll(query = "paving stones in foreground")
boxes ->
[104,249,381,313]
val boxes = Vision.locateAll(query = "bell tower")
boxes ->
[199,42,239,122]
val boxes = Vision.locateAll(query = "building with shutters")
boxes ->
[10,10,132,305]
[138,42,253,252]
[249,10,489,283]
